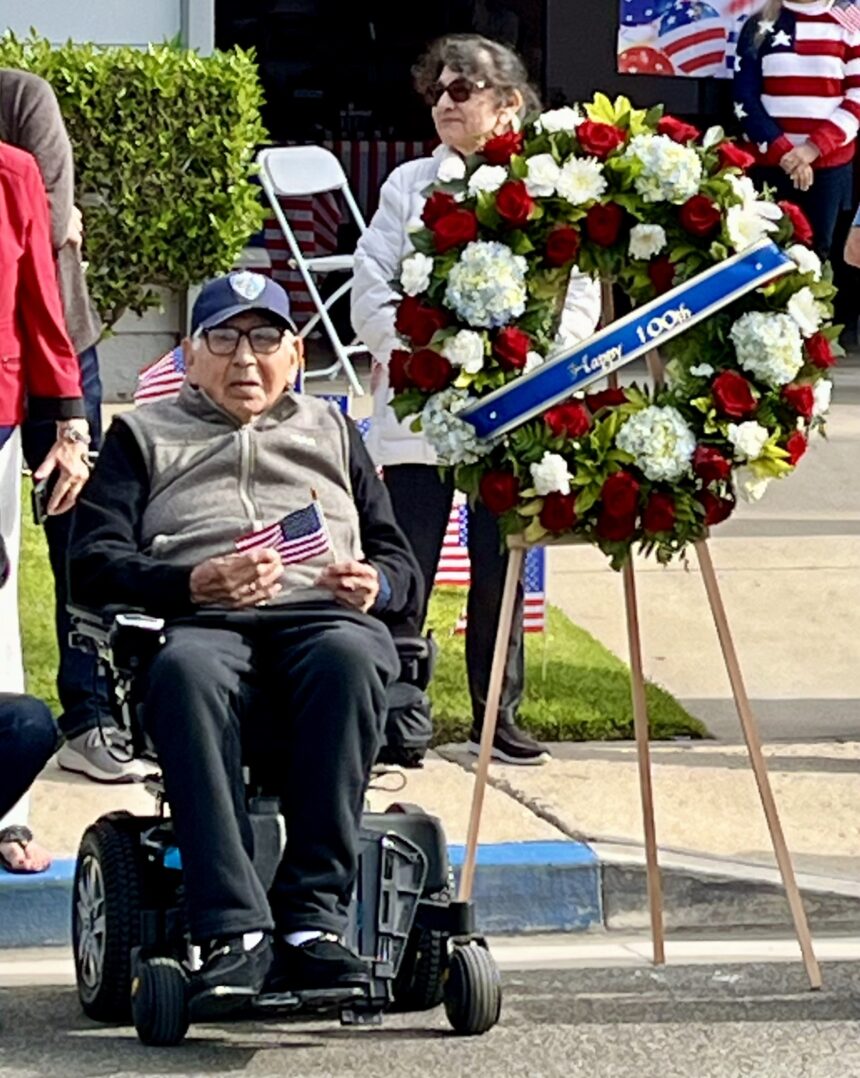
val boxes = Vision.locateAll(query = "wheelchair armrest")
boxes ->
[394,632,438,691]
[68,604,166,671]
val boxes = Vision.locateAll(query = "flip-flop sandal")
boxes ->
[0,825,48,874]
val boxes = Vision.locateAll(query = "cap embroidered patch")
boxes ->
[230,271,267,301]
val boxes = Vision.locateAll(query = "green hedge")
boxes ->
[0,33,268,325]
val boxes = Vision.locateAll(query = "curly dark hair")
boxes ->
[412,34,541,117]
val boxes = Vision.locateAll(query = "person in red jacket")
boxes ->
[0,141,88,872]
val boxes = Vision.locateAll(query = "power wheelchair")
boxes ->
[68,605,501,1047]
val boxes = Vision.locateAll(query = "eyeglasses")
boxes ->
[426,76,490,107]
[201,325,287,356]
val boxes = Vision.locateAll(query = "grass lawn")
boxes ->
[18,492,706,743]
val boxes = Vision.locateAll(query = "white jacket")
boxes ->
[351,144,602,467]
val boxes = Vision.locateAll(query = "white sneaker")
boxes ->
[56,728,158,784]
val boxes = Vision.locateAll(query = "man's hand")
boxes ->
[780,143,820,175]
[790,163,814,192]
[34,419,91,515]
[315,560,380,612]
[189,548,283,607]
[65,205,83,248]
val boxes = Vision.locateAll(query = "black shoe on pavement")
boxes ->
[266,934,370,993]
[190,934,273,1018]
[467,718,551,765]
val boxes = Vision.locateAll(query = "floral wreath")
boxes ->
[388,95,839,567]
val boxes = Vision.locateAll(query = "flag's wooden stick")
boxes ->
[695,539,821,990]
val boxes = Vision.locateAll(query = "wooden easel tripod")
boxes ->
[456,282,822,990]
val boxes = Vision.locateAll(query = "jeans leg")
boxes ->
[142,625,272,942]
[384,464,454,636]
[265,609,397,935]
[465,500,525,729]
[0,694,58,821]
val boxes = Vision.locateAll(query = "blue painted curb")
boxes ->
[0,843,601,948]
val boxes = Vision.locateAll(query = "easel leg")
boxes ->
[695,539,822,990]
[621,559,666,965]
[458,546,525,902]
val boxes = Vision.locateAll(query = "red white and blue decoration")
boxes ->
[618,0,763,79]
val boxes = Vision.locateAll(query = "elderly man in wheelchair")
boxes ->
[68,273,500,1044]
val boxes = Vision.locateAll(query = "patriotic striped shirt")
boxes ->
[733,0,860,168]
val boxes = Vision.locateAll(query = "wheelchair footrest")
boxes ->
[253,986,365,1013]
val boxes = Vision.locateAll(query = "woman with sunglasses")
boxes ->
[352,34,601,765]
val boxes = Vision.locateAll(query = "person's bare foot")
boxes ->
[0,826,52,873]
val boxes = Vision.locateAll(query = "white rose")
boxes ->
[536,106,582,134]
[467,164,508,196]
[524,351,544,374]
[524,153,560,197]
[812,379,832,417]
[787,286,825,337]
[530,451,571,496]
[442,330,485,374]
[726,204,778,252]
[629,223,667,260]
[702,125,725,150]
[727,420,769,461]
[735,466,772,503]
[690,363,714,377]
[400,252,434,297]
[787,244,822,282]
[437,155,467,182]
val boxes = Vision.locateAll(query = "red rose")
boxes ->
[679,195,722,238]
[432,208,479,253]
[781,382,815,419]
[493,326,532,370]
[495,181,535,228]
[711,370,757,419]
[692,445,732,484]
[596,511,637,542]
[586,387,628,412]
[482,131,524,165]
[585,202,625,247]
[717,141,756,171]
[545,226,581,267]
[642,492,676,534]
[601,470,640,518]
[544,402,591,439]
[388,349,413,393]
[576,120,627,159]
[395,297,449,347]
[540,491,577,532]
[648,256,676,295]
[778,201,814,247]
[407,349,454,392]
[479,470,520,515]
[806,332,836,369]
[421,191,458,227]
[657,115,701,144]
[786,431,808,466]
[697,490,735,526]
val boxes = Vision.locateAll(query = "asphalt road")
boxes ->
[2,960,860,1078]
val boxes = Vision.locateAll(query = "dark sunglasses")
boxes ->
[426,76,490,107]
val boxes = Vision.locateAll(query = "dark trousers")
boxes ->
[752,163,854,259]
[141,606,398,943]
[21,346,110,738]
[384,464,524,730]
[0,694,58,820]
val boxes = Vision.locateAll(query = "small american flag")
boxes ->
[829,0,860,33]
[134,346,186,405]
[234,502,331,565]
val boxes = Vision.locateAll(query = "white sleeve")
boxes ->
[555,270,602,349]
[350,168,408,368]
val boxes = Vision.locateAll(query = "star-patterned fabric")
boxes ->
[617,0,754,78]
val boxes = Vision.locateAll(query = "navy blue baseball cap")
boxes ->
[191,272,296,334]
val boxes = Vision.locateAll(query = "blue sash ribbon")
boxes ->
[460,239,795,441]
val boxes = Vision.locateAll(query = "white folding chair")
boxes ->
[257,146,368,396]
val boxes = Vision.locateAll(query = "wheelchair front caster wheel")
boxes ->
[132,958,190,1046]
[443,942,502,1035]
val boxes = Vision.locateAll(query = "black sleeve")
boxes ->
[346,419,423,624]
[69,418,195,616]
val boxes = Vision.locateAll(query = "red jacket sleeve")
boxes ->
[19,155,84,420]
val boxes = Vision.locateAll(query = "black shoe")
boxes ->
[190,934,273,1018]
[266,934,370,993]
[467,719,551,765]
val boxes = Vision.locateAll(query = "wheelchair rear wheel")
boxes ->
[132,957,189,1046]
[443,941,502,1036]
[73,813,147,1022]
[391,926,447,1012]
